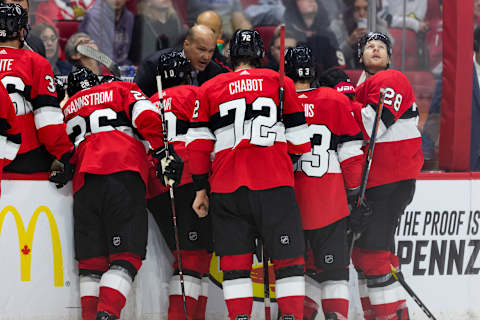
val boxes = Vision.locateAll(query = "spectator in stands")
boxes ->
[330,0,390,68]
[244,0,285,26]
[186,0,251,37]
[79,0,134,66]
[283,0,345,74]
[30,23,72,75]
[264,27,297,71]
[422,27,480,170]
[318,0,345,23]
[128,0,185,65]
[284,0,336,45]
[135,24,226,96]
[35,0,94,22]
[380,0,429,33]
[196,10,231,71]
[65,32,101,75]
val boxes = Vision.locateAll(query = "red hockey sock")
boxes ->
[303,296,319,319]
[371,300,408,319]
[193,294,208,320]
[360,296,376,320]
[97,286,127,318]
[321,299,349,320]
[220,254,253,319]
[168,294,197,320]
[273,256,305,319]
[81,296,99,320]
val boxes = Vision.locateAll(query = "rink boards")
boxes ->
[0,173,479,319]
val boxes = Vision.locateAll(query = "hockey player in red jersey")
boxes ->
[285,45,365,320]
[0,3,73,177]
[146,50,212,320]
[352,32,423,320]
[62,67,181,320]
[186,29,311,320]
[0,83,20,196]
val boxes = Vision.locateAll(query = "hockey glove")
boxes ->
[49,150,75,189]
[348,198,373,234]
[346,187,361,210]
[153,144,184,187]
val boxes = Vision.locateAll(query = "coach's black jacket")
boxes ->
[134,48,227,97]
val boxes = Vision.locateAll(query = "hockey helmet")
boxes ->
[357,31,392,62]
[229,29,265,61]
[156,50,192,89]
[54,76,66,103]
[67,67,100,97]
[0,3,29,42]
[318,67,355,99]
[100,75,121,84]
[284,45,315,82]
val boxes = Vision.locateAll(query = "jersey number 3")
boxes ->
[300,124,331,178]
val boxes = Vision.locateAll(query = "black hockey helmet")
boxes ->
[0,3,29,42]
[157,50,192,89]
[357,31,392,62]
[284,45,315,82]
[229,29,264,67]
[54,76,66,102]
[318,67,355,99]
[100,75,121,84]
[67,67,99,97]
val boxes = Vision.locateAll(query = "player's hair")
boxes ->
[229,29,264,69]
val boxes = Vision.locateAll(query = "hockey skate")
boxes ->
[94,311,117,320]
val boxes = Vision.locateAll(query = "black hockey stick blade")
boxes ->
[76,44,121,78]
[391,265,437,320]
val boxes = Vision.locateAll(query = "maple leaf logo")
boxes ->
[21,245,31,255]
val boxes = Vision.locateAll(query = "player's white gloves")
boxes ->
[153,145,184,187]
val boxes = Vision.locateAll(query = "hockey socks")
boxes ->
[272,256,305,319]
[193,251,212,320]
[79,257,109,320]
[96,253,141,318]
[220,254,254,320]
[168,250,210,320]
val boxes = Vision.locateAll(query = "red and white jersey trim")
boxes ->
[338,140,364,163]
[132,100,159,126]
[34,106,64,129]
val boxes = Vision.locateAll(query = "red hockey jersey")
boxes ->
[147,85,198,198]
[294,87,364,230]
[355,69,423,188]
[62,81,164,193]
[0,47,73,173]
[0,83,21,195]
[187,68,310,193]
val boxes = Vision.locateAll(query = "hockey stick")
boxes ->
[390,265,437,320]
[349,88,386,257]
[76,44,121,78]
[156,75,188,320]
[260,239,271,320]
[278,24,285,119]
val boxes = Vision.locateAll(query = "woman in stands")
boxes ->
[30,23,72,75]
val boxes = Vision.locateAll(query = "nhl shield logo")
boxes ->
[235,315,249,320]
[189,231,198,241]
[324,254,334,264]
[112,236,121,247]
[280,235,290,245]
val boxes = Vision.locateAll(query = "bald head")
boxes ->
[184,25,216,71]
[196,10,223,40]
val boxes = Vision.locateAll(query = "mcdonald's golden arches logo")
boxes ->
[0,205,64,287]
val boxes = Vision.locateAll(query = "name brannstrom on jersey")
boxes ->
[64,90,114,116]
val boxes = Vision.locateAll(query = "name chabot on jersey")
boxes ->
[64,90,114,116]
[229,78,264,95]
